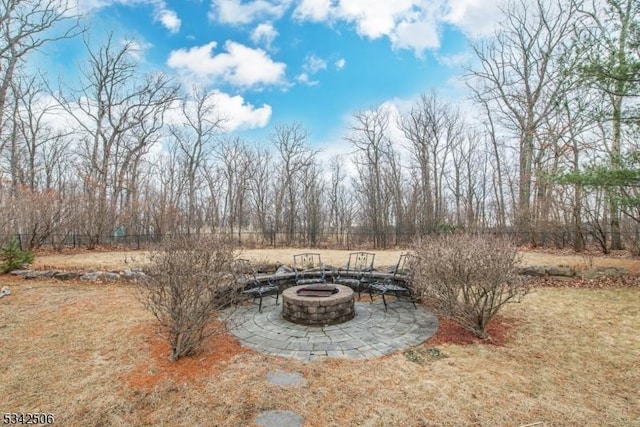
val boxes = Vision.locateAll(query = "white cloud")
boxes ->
[292,0,332,21]
[212,90,272,131]
[390,15,440,56]
[334,58,346,70]
[167,41,287,88]
[124,39,153,61]
[293,0,438,56]
[444,0,503,39]
[295,54,327,86]
[156,8,181,33]
[209,0,291,25]
[292,0,505,57]
[339,0,417,39]
[303,54,327,74]
[73,0,185,34]
[164,89,272,132]
[250,22,278,48]
[295,72,319,86]
[32,94,79,134]
[435,51,471,68]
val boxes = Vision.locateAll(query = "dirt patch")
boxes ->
[125,322,248,392]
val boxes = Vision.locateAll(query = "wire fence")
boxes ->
[3,227,638,252]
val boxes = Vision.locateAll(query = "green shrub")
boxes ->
[1,238,35,273]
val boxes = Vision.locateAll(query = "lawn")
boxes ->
[1,250,639,426]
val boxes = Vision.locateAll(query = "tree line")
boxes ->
[0,0,638,251]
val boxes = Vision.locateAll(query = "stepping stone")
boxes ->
[255,410,304,427]
[266,371,307,387]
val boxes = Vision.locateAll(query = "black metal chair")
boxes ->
[234,259,279,312]
[333,251,375,298]
[368,253,417,311]
[293,253,327,286]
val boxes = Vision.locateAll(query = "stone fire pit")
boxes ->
[282,284,355,326]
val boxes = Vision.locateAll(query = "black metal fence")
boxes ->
[3,228,638,252]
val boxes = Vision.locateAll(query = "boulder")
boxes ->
[545,266,576,277]
[9,270,30,276]
[579,266,628,280]
[80,272,101,281]
[122,269,146,281]
[518,266,548,276]
[518,265,576,277]
[99,272,120,281]
[275,265,293,275]
[24,270,59,279]
[53,271,80,281]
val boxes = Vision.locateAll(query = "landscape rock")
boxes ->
[122,269,146,281]
[518,265,576,277]
[0,286,10,298]
[25,270,59,279]
[99,272,121,281]
[80,272,101,281]
[9,270,31,276]
[545,266,576,277]
[518,266,548,276]
[266,371,307,387]
[254,410,304,427]
[275,265,293,275]
[579,266,628,280]
[53,271,80,281]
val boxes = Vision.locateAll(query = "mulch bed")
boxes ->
[426,315,515,347]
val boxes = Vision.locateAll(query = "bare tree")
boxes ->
[10,76,71,191]
[300,160,325,246]
[399,92,461,233]
[347,107,395,248]
[271,123,317,244]
[0,0,80,138]
[467,0,578,243]
[56,34,178,246]
[327,155,354,246]
[217,137,253,242]
[168,86,223,234]
[248,145,275,244]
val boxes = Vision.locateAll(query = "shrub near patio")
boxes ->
[136,235,242,361]
[413,234,530,339]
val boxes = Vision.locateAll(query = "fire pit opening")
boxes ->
[282,284,355,326]
[296,284,339,297]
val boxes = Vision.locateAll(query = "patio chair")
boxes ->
[293,253,327,286]
[234,259,279,312]
[333,252,375,299]
[367,253,417,311]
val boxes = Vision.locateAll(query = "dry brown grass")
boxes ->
[3,251,640,425]
[32,247,640,273]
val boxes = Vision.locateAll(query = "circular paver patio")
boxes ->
[224,298,439,361]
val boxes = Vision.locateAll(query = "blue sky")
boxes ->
[51,0,504,148]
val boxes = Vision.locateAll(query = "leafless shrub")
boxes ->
[413,234,529,339]
[137,235,242,361]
